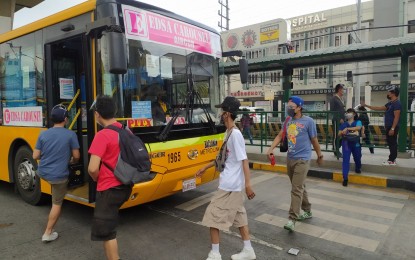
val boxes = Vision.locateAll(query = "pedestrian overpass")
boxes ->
[0,0,44,33]
[223,35,415,154]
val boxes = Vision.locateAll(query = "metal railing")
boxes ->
[237,110,415,153]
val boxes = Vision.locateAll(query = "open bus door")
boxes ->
[45,34,93,204]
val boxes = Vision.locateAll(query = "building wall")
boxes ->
[223,0,415,109]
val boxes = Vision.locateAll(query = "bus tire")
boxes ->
[14,146,45,205]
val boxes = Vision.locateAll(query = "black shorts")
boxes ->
[91,185,132,241]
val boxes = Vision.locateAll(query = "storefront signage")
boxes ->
[3,106,43,127]
[290,12,327,31]
[230,90,264,98]
[123,5,221,58]
[260,24,280,45]
[221,19,289,51]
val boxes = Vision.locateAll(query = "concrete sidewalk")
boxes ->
[245,143,415,192]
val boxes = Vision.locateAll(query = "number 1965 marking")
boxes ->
[168,152,181,163]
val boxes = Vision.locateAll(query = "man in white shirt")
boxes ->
[196,96,256,260]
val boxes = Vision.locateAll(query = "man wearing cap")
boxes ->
[330,84,346,158]
[267,96,323,232]
[362,85,401,166]
[33,104,80,243]
[196,96,256,260]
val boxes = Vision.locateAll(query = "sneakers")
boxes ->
[382,160,397,166]
[231,247,256,260]
[284,220,295,232]
[42,231,58,243]
[297,211,312,221]
[206,250,222,260]
[342,180,348,186]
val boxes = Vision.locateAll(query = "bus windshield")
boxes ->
[97,5,222,129]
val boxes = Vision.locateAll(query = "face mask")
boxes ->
[220,113,226,124]
[345,113,354,120]
[287,108,296,117]
[386,94,391,100]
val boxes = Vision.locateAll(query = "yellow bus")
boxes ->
[0,0,246,207]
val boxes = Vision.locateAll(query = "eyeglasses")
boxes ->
[89,99,97,111]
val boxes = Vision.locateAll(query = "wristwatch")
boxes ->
[391,128,395,131]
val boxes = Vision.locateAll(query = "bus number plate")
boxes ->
[182,178,196,192]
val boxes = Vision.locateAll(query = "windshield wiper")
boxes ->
[158,55,216,142]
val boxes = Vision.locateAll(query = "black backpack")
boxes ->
[103,125,152,185]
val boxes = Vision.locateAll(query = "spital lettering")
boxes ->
[291,13,327,27]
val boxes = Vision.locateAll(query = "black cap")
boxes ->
[51,104,68,122]
[215,96,241,113]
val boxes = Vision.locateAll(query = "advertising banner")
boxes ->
[3,106,43,127]
[122,5,221,58]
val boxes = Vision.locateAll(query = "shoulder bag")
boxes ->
[280,117,291,153]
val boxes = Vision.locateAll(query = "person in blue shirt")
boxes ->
[339,108,362,187]
[362,85,401,166]
[267,96,323,232]
[33,104,80,243]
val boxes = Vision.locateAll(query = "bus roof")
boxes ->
[1,0,220,44]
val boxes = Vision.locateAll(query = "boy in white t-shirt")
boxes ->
[195,96,256,260]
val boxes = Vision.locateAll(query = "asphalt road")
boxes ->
[1,170,414,260]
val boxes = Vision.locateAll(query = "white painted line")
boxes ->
[175,174,275,211]
[175,193,215,211]
[149,206,283,251]
[256,214,379,252]
[311,198,397,220]
[308,189,404,209]
[317,182,409,200]
[278,204,390,233]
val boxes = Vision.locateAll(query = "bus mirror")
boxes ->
[104,31,127,74]
[239,58,248,84]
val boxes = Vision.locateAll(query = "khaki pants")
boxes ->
[287,159,311,220]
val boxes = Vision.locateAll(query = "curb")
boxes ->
[249,161,415,192]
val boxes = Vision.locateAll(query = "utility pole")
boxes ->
[218,0,229,31]
[354,0,362,107]
[218,0,231,96]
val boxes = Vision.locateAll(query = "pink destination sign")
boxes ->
[122,5,220,57]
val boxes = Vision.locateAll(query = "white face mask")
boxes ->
[345,113,354,120]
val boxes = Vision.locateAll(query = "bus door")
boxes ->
[45,35,91,201]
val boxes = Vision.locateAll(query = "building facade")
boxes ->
[221,0,415,111]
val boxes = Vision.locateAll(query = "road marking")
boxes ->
[175,174,275,211]
[317,182,409,200]
[255,214,379,252]
[308,189,404,209]
[310,198,397,220]
[148,206,283,251]
[278,204,390,233]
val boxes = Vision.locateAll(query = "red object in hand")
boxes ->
[270,154,275,166]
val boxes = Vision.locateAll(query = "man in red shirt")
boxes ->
[88,95,132,260]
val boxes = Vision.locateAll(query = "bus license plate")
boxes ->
[182,178,196,192]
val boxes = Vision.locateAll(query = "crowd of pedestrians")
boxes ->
[32,84,404,259]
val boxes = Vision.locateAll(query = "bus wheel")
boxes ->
[14,146,44,205]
